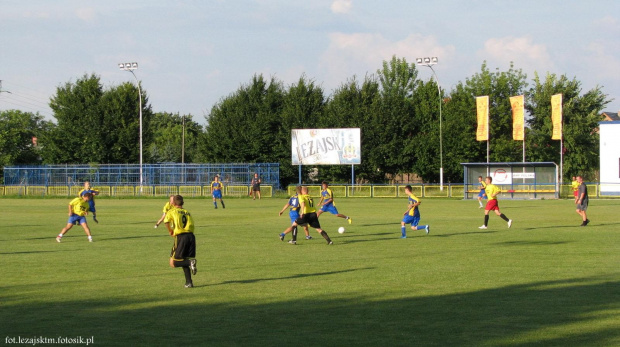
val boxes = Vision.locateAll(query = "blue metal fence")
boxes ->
[3,163,280,187]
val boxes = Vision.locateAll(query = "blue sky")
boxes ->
[1,0,619,124]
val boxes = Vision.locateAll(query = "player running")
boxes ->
[400,185,430,238]
[164,195,198,288]
[155,195,175,228]
[279,185,311,243]
[316,181,352,224]
[78,181,100,223]
[56,193,94,242]
[280,186,333,245]
[477,176,487,209]
[479,176,513,229]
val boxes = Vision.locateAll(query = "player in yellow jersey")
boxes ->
[211,175,225,209]
[278,185,311,243]
[280,186,333,245]
[164,195,197,288]
[479,176,512,229]
[56,193,94,242]
[476,176,487,208]
[317,181,352,224]
[154,195,175,228]
[400,185,430,238]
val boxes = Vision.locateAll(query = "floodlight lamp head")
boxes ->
[131,62,138,69]
[416,58,423,64]
[424,57,431,64]
[118,63,125,70]
[431,57,438,63]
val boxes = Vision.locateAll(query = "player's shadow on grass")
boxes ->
[495,240,571,246]
[0,250,69,255]
[433,230,500,237]
[520,224,591,230]
[0,236,62,242]
[208,267,374,286]
[3,275,618,346]
[357,223,398,227]
[339,235,398,244]
[104,220,157,225]
[97,235,167,241]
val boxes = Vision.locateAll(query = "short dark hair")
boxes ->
[405,185,412,191]
[486,176,493,183]
[82,192,93,199]
[173,195,184,207]
[322,181,329,186]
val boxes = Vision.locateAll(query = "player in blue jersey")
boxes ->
[316,181,352,224]
[78,181,100,223]
[400,185,430,238]
[278,186,311,243]
[211,175,225,209]
[477,176,487,208]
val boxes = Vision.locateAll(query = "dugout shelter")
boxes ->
[462,162,559,200]
[599,121,620,196]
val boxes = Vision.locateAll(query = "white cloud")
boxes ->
[478,36,553,73]
[75,7,96,22]
[584,41,620,80]
[318,32,455,89]
[331,0,352,14]
[22,11,50,19]
[599,15,619,29]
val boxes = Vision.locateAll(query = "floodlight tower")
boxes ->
[118,62,143,192]
[416,57,444,191]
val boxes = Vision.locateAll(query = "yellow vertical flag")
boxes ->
[510,95,525,141]
[476,96,489,141]
[551,94,562,140]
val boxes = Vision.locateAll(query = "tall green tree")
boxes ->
[370,56,418,181]
[148,112,202,163]
[43,74,152,164]
[202,75,284,164]
[0,110,51,182]
[441,62,528,181]
[526,73,609,181]
[99,82,153,164]
[409,78,443,182]
[322,76,381,183]
[276,75,326,186]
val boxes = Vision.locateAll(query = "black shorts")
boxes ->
[170,232,196,260]
[253,185,261,192]
[295,212,321,229]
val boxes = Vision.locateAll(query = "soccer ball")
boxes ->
[338,227,345,234]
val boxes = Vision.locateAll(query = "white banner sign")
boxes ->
[291,128,361,165]
[512,172,535,179]
[491,167,512,185]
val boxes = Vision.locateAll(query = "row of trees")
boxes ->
[0,57,609,186]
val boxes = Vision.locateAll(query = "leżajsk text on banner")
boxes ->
[291,128,361,165]
[551,94,563,140]
[476,96,489,141]
[510,95,525,141]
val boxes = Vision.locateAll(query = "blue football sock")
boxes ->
[418,225,427,230]
[401,226,406,237]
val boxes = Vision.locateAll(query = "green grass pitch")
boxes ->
[1,197,619,346]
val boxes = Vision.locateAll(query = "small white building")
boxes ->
[599,120,620,195]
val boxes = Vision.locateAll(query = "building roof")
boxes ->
[602,111,620,121]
